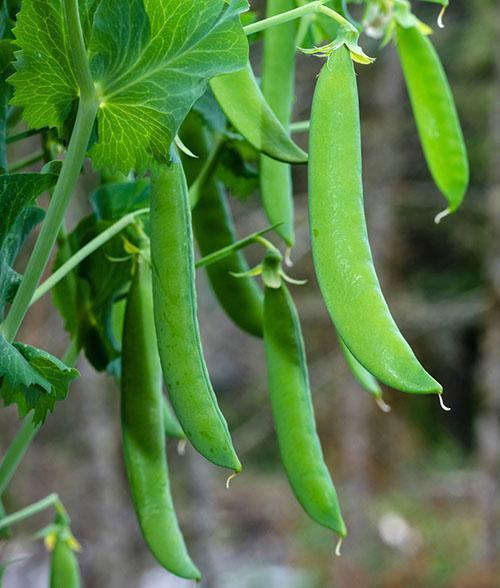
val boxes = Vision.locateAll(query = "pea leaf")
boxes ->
[52,180,149,372]
[0,336,80,424]
[0,38,13,173]
[10,0,249,172]
[9,0,98,133]
[0,173,58,317]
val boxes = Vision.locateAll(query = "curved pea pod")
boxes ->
[150,160,241,473]
[121,256,200,580]
[263,283,346,538]
[396,25,469,214]
[210,63,307,164]
[49,537,81,588]
[181,117,264,337]
[309,48,441,395]
[260,0,298,247]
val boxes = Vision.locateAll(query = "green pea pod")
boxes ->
[263,283,346,538]
[260,0,297,247]
[181,115,264,337]
[338,338,392,413]
[121,256,200,580]
[162,395,185,440]
[339,339,381,397]
[150,159,241,473]
[309,48,441,395]
[49,537,81,588]
[210,63,308,164]
[396,25,469,213]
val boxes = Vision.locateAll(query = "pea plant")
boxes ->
[0,0,468,582]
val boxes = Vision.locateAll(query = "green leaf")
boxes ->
[0,173,57,316]
[10,0,249,172]
[216,140,259,200]
[0,38,13,173]
[0,173,57,244]
[9,0,98,133]
[52,209,138,372]
[0,336,79,424]
[0,335,50,393]
[91,179,150,221]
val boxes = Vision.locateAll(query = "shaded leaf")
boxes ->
[0,336,79,424]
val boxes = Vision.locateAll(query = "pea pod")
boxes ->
[309,48,441,395]
[210,63,307,164]
[49,536,81,588]
[181,115,264,337]
[396,24,469,213]
[260,0,297,247]
[263,282,346,538]
[339,339,380,394]
[121,256,200,580]
[162,395,185,440]
[150,159,241,472]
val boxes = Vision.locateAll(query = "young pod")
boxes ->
[49,536,81,588]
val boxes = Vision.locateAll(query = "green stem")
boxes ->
[0,419,39,495]
[31,208,149,305]
[189,137,225,209]
[244,0,355,36]
[6,129,41,145]
[318,4,356,29]
[195,223,282,269]
[1,100,98,342]
[0,494,68,531]
[0,0,97,342]
[0,342,79,498]
[62,0,95,101]
[9,150,45,173]
[290,120,310,133]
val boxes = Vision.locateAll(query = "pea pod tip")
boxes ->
[375,396,391,414]
[335,537,343,557]
[434,207,451,225]
[438,393,451,412]
[226,471,240,489]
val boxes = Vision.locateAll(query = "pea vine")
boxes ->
[0,0,466,582]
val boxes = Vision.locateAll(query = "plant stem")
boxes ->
[9,150,45,173]
[290,120,310,133]
[243,0,355,36]
[0,342,79,499]
[31,208,149,305]
[189,137,225,209]
[62,0,95,101]
[0,494,65,531]
[1,100,98,342]
[6,128,41,145]
[0,0,97,342]
[0,419,39,495]
[196,223,281,269]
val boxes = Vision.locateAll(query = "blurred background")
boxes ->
[1,0,498,586]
